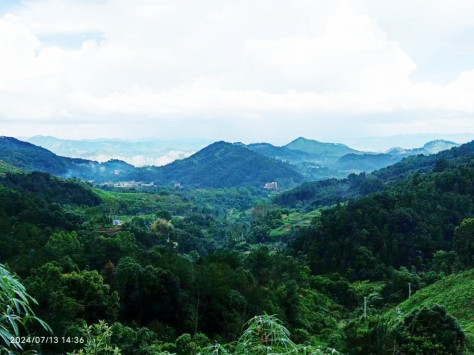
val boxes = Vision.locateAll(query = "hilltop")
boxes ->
[157,141,304,188]
[285,137,358,160]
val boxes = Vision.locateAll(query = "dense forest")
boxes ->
[0,140,473,354]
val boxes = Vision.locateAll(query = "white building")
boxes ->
[264,182,278,190]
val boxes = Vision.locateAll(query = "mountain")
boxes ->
[2,136,464,189]
[157,141,304,188]
[285,137,358,161]
[1,137,303,188]
[386,139,459,156]
[275,140,474,208]
[246,143,314,163]
[421,139,459,154]
[288,148,474,277]
[0,136,72,175]
[335,153,401,172]
[334,139,460,173]
[0,136,146,182]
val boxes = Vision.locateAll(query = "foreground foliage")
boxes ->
[0,264,51,354]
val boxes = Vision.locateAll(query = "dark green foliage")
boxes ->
[290,157,474,277]
[114,257,182,328]
[275,140,474,208]
[394,305,465,354]
[381,269,474,351]
[0,136,70,174]
[67,321,122,355]
[45,231,85,266]
[273,173,383,208]
[156,210,172,221]
[2,171,101,206]
[110,322,160,355]
[157,141,304,188]
[453,218,474,267]
[25,262,119,333]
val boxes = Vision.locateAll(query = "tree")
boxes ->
[394,305,465,355]
[453,218,474,267]
[25,262,119,333]
[45,231,85,266]
[234,315,340,355]
[67,321,121,355]
[105,198,119,221]
[0,264,51,354]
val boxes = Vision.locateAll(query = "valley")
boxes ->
[0,136,472,354]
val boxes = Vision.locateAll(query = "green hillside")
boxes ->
[0,160,22,174]
[0,136,70,174]
[285,137,358,159]
[289,154,474,277]
[158,141,304,188]
[335,153,401,172]
[247,142,316,163]
[1,171,101,206]
[0,136,137,182]
[383,269,474,349]
[275,140,474,208]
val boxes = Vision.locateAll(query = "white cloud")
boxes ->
[0,0,473,141]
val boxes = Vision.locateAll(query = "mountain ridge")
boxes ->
[0,137,303,188]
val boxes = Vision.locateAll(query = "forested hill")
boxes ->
[285,137,358,159]
[289,149,474,278]
[156,141,304,188]
[0,136,74,175]
[1,171,101,206]
[246,142,315,163]
[274,140,474,208]
[0,136,138,180]
[0,137,303,188]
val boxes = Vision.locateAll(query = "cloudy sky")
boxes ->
[1,0,474,148]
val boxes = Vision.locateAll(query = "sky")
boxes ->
[1,0,474,149]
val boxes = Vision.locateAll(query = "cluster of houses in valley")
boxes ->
[100,180,278,190]
[101,181,155,188]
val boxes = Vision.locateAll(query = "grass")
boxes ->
[382,268,474,350]
[0,161,22,174]
[270,210,321,237]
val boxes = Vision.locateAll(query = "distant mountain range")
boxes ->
[246,137,459,179]
[0,137,302,188]
[274,139,474,208]
[25,136,206,167]
[0,136,460,188]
